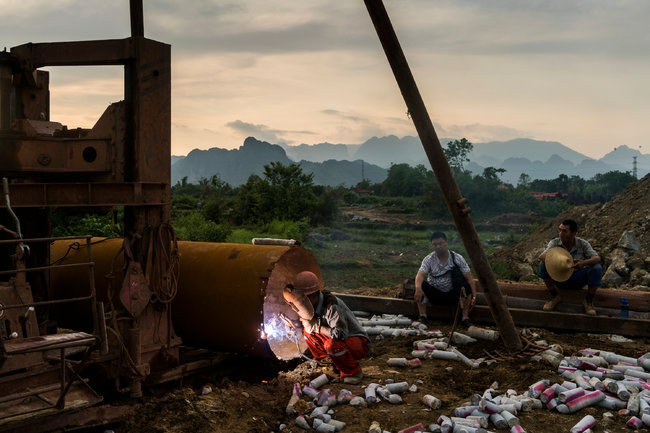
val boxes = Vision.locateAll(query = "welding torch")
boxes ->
[279,313,299,330]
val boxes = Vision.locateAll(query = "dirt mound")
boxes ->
[492,174,650,289]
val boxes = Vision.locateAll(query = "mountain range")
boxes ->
[171,137,387,187]
[172,136,650,187]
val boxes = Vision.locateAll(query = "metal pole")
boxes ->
[363,0,522,350]
[130,0,144,38]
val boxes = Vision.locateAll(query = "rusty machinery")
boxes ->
[0,1,311,431]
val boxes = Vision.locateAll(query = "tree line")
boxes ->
[52,138,638,241]
[361,139,636,219]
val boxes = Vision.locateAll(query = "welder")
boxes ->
[282,271,369,385]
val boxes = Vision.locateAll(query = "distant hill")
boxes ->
[298,160,386,187]
[172,137,291,186]
[172,136,650,187]
[281,142,360,163]
[469,138,589,165]
[171,137,387,187]
[353,135,429,168]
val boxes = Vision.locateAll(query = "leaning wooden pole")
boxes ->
[363,0,522,350]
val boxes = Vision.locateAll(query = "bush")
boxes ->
[263,219,311,242]
[52,213,122,238]
[226,228,257,244]
[173,212,230,242]
[489,258,519,280]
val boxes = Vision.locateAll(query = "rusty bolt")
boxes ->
[37,153,52,166]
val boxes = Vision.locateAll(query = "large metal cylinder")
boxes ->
[50,238,317,359]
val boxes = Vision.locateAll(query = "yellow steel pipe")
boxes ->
[50,238,317,359]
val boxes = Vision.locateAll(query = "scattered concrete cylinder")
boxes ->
[570,414,595,433]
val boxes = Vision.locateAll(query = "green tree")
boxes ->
[517,173,531,189]
[381,164,430,197]
[444,138,473,172]
[481,167,506,184]
[585,171,636,201]
[259,162,318,222]
[230,163,318,225]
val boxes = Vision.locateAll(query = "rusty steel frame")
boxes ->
[0,0,180,428]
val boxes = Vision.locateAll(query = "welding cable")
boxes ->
[148,223,179,304]
[49,237,112,266]
[292,333,315,362]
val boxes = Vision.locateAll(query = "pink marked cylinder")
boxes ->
[303,386,319,398]
[337,391,355,403]
[479,398,501,414]
[398,423,425,433]
[310,373,329,389]
[540,387,556,403]
[411,349,429,359]
[387,357,408,367]
[438,415,453,433]
[454,405,480,417]
[422,394,441,409]
[570,414,595,433]
[559,390,605,413]
[528,379,549,398]
[574,374,592,390]
[510,425,526,433]
[570,359,597,370]
[318,392,336,407]
[559,387,585,403]
[627,416,643,429]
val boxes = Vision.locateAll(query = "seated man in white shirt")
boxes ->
[414,231,477,327]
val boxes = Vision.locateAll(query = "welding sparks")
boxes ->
[262,313,299,342]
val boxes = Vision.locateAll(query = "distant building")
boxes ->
[352,188,371,196]
[530,191,568,201]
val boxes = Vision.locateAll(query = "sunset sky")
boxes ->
[3,1,649,159]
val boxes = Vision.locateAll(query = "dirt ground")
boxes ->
[120,317,649,433]
[116,177,650,433]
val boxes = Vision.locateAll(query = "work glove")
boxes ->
[283,285,314,320]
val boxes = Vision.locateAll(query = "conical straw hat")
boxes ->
[545,247,574,282]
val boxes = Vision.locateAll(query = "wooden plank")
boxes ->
[335,293,650,337]
[489,281,650,312]
[489,294,649,320]
[471,306,650,338]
